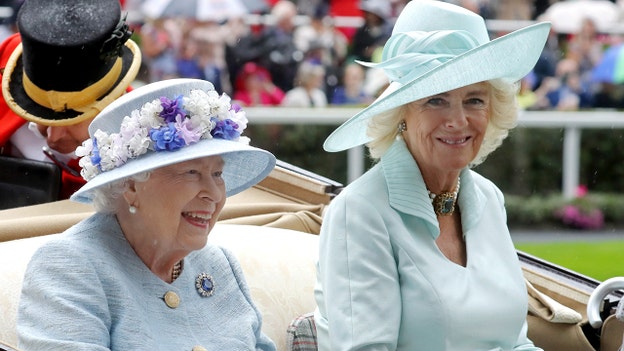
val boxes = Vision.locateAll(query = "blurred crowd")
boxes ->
[518,17,624,111]
[2,0,624,111]
[123,0,403,108]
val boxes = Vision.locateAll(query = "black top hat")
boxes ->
[1,0,141,126]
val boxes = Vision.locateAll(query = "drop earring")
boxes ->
[398,121,407,133]
[129,205,137,214]
[396,121,407,139]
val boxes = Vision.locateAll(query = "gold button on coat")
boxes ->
[163,291,180,309]
[192,346,207,351]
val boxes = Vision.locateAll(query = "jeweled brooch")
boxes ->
[195,273,215,297]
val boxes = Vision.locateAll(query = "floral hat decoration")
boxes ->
[70,78,276,204]
[323,0,551,152]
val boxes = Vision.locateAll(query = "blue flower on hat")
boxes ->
[150,123,186,151]
[211,118,240,140]
[90,138,102,170]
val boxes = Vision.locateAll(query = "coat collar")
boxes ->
[381,139,487,237]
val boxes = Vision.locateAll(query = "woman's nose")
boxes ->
[445,105,469,128]
[199,179,225,202]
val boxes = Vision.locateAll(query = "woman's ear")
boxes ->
[122,179,138,208]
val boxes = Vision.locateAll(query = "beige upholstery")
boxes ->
[0,164,329,243]
[1,165,623,351]
[0,234,54,350]
[0,188,326,243]
[0,224,319,351]
[523,265,624,351]
[210,225,319,351]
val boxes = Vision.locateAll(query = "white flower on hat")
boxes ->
[119,115,151,158]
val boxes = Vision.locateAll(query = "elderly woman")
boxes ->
[314,1,551,351]
[16,79,277,351]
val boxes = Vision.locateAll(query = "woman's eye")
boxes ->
[426,98,445,106]
[466,98,488,108]
[213,171,223,178]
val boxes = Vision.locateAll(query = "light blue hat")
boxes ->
[323,0,551,152]
[71,78,276,203]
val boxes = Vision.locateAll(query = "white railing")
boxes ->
[245,107,624,199]
[516,110,624,198]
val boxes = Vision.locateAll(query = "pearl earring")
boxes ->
[129,205,137,214]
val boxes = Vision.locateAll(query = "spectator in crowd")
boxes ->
[531,25,561,91]
[553,17,606,109]
[282,61,328,107]
[175,33,204,80]
[348,0,393,62]
[233,61,285,106]
[257,0,303,92]
[293,0,329,18]
[139,17,179,82]
[224,17,267,95]
[294,5,348,69]
[331,62,373,105]
[516,73,539,110]
[294,5,349,101]
[0,0,140,201]
[566,18,604,92]
[190,17,238,94]
[532,58,593,110]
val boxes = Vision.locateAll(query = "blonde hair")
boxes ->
[366,79,519,166]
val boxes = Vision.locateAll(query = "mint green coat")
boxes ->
[314,139,540,351]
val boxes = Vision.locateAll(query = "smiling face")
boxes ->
[127,156,227,254]
[402,82,490,180]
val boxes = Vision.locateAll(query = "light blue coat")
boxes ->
[17,213,276,351]
[314,139,541,351]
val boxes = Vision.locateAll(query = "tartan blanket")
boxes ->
[286,312,318,351]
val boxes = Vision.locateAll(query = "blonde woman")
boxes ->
[314,1,551,350]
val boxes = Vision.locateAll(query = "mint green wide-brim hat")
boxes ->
[323,0,551,152]
[71,78,276,204]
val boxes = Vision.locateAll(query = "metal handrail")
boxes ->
[245,107,624,198]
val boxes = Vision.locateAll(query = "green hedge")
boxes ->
[249,125,624,195]
[505,192,624,229]
[475,128,624,196]
[246,125,624,229]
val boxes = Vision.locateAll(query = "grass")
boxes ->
[515,240,624,281]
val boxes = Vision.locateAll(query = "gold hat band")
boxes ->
[22,57,123,112]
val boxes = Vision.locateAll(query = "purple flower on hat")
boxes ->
[159,95,186,123]
[174,115,202,145]
[150,123,186,151]
[211,118,240,140]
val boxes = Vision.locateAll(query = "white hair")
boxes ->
[90,172,151,213]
